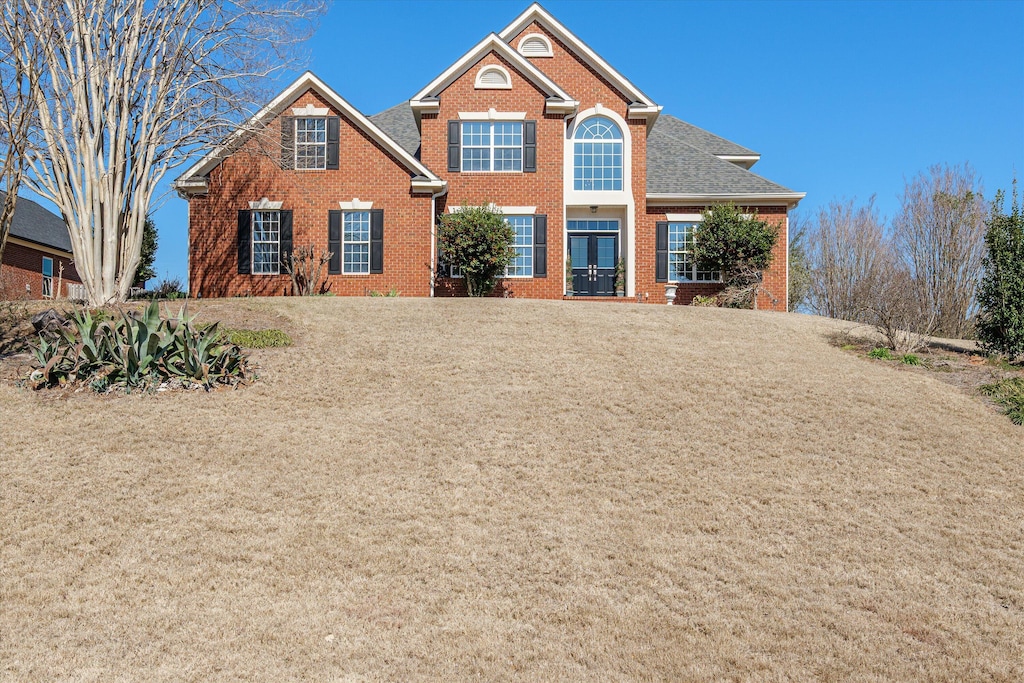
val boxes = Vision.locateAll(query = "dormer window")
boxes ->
[518,33,553,58]
[295,118,327,170]
[474,65,512,90]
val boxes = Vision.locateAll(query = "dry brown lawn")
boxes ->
[2,298,1023,681]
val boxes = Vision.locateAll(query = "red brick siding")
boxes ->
[188,89,433,298]
[0,241,81,300]
[643,206,789,310]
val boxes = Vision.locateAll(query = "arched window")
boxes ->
[573,116,623,191]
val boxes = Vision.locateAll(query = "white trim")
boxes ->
[647,192,806,209]
[564,106,633,206]
[517,32,553,58]
[499,4,658,109]
[338,198,373,211]
[717,154,761,169]
[665,213,703,222]
[174,71,444,194]
[249,198,283,210]
[291,104,329,116]
[410,33,574,106]
[474,64,512,90]
[458,109,526,121]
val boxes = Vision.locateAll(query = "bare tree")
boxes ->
[0,3,40,273]
[893,163,986,339]
[806,197,888,322]
[2,0,323,306]
[861,251,937,353]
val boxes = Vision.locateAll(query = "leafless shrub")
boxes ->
[806,197,887,323]
[860,255,937,353]
[893,163,986,339]
[283,245,332,296]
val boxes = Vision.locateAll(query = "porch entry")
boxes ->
[568,219,619,296]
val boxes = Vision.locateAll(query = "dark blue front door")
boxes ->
[570,233,617,296]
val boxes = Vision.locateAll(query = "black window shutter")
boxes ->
[533,214,547,277]
[370,209,384,274]
[280,116,295,170]
[279,211,293,271]
[523,121,537,173]
[328,210,342,274]
[237,210,251,274]
[326,116,340,170]
[656,221,669,283]
[447,120,461,172]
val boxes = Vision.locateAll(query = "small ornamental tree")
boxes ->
[693,204,778,308]
[977,182,1024,360]
[437,204,515,297]
[134,217,159,287]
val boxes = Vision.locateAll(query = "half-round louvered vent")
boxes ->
[518,34,553,57]
[475,65,511,89]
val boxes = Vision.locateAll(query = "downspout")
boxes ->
[429,186,448,297]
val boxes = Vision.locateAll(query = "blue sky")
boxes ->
[141,0,1022,286]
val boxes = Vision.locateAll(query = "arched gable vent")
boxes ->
[518,33,553,58]
[475,65,512,90]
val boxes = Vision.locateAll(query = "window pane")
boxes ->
[252,211,280,274]
[295,118,327,170]
[505,215,533,277]
[343,211,371,274]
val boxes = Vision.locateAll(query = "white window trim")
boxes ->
[458,109,526,121]
[517,33,553,58]
[504,214,534,279]
[249,198,283,210]
[42,256,53,298]
[341,210,371,275]
[443,207,536,279]
[292,104,330,116]
[251,210,281,276]
[460,120,524,174]
[294,117,327,171]
[474,64,512,90]
[667,219,722,284]
[338,198,373,211]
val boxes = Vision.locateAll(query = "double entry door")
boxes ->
[570,233,618,296]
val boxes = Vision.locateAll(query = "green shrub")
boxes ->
[693,204,778,308]
[29,301,252,391]
[868,347,893,360]
[437,204,515,297]
[222,328,291,348]
[976,183,1024,361]
[900,353,922,366]
[691,295,718,307]
[980,378,1024,425]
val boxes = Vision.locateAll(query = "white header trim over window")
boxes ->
[292,103,329,116]
[338,198,373,210]
[666,214,703,222]
[458,109,526,121]
[475,64,512,90]
[518,33,553,57]
[249,198,283,210]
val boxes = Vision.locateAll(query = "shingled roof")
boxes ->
[369,102,421,158]
[370,104,798,198]
[1,191,72,253]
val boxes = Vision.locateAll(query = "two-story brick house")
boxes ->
[176,3,803,307]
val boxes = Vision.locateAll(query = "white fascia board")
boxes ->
[410,33,573,105]
[646,192,806,208]
[499,3,658,108]
[544,99,579,115]
[176,71,442,188]
[172,176,209,198]
[411,178,448,194]
[717,154,761,169]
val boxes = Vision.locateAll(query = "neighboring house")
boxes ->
[0,191,84,301]
[176,3,803,308]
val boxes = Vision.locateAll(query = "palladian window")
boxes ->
[573,116,623,191]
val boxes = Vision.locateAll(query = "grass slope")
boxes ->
[2,298,1022,680]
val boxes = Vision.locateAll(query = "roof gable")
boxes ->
[175,71,442,194]
[499,3,658,110]
[409,33,577,115]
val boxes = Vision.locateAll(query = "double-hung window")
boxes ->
[343,211,371,274]
[42,257,53,297]
[505,215,533,277]
[668,222,720,282]
[295,118,327,170]
[461,121,523,172]
[252,210,281,274]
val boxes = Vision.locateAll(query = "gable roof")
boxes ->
[646,126,803,204]
[498,3,658,110]
[175,71,444,195]
[409,33,577,114]
[369,102,421,158]
[1,191,72,253]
